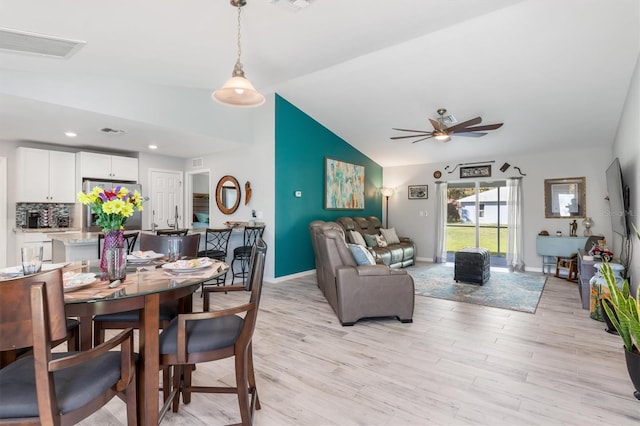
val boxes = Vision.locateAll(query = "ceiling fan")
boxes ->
[391,108,504,143]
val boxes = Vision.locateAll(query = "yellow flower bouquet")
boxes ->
[78,185,145,232]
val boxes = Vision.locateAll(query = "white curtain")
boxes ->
[507,177,525,272]
[434,182,448,263]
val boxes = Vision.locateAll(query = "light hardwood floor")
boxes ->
[78,266,640,425]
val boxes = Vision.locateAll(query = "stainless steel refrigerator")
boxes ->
[82,180,142,231]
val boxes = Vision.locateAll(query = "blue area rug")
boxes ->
[406,263,547,313]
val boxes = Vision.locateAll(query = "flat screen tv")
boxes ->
[605,157,629,237]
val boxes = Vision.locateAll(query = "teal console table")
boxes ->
[535,235,588,274]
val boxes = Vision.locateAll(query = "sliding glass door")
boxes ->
[446,180,507,266]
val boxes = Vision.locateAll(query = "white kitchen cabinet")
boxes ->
[16,148,76,203]
[78,151,138,181]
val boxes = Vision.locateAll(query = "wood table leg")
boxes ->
[78,315,92,351]
[139,293,160,425]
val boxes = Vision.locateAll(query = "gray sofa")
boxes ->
[336,216,416,268]
[309,221,414,326]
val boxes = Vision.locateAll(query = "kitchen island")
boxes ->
[49,232,102,263]
[48,227,248,263]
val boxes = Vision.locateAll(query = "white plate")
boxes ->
[0,266,23,278]
[161,258,213,273]
[63,272,97,292]
[128,251,164,262]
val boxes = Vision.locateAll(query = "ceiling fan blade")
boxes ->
[411,135,434,144]
[444,116,482,133]
[429,118,444,131]
[455,132,488,137]
[392,128,432,133]
[391,133,434,140]
[456,123,504,132]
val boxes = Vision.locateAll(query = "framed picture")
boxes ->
[544,177,586,218]
[460,165,492,178]
[408,185,428,200]
[324,157,365,210]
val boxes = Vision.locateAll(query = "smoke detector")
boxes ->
[0,27,85,59]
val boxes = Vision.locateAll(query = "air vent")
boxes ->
[0,27,86,59]
[100,127,126,135]
[191,157,204,169]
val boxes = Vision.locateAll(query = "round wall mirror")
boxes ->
[215,175,241,215]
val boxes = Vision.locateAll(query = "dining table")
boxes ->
[2,257,228,425]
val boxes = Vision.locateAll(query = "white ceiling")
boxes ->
[0,0,638,167]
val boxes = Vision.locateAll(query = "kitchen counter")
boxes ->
[14,227,81,233]
[47,232,101,243]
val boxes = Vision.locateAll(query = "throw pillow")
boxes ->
[380,227,400,244]
[349,230,367,247]
[363,233,378,248]
[375,234,388,247]
[347,244,376,266]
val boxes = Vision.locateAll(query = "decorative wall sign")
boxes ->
[408,185,428,200]
[324,157,365,210]
[460,165,492,178]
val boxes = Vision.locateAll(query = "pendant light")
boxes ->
[212,0,265,108]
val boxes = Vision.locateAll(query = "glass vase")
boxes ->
[100,230,125,276]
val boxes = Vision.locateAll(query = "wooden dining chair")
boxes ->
[156,229,189,236]
[92,233,201,346]
[158,238,267,425]
[0,269,137,425]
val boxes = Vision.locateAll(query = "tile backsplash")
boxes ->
[16,203,74,228]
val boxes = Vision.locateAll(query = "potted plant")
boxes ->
[602,224,640,400]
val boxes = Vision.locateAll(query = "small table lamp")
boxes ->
[582,217,594,236]
[380,187,395,228]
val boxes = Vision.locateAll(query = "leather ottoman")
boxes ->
[454,248,490,285]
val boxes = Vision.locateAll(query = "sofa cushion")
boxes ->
[380,227,400,244]
[347,244,376,266]
[363,233,378,248]
[375,235,388,247]
[349,230,367,247]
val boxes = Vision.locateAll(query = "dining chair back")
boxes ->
[156,229,188,236]
[0,269,137,425]
[159,238,267,425]
[98,231,139,258]
[140,233,201,257]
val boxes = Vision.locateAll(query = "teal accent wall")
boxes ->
[275,94,383,277]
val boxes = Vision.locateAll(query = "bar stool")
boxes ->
[231,225,265,285]
[199,228,232,292]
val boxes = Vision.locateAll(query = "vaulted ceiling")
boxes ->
[0,0,638,167]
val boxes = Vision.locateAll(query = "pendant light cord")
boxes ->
[232,5,245,76]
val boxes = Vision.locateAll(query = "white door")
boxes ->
[149,170,183,229]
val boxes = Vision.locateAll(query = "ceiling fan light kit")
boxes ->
[391,107,503,143]
[212,0,265,108]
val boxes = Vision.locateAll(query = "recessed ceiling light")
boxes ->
[148,144,158,150]
[64,131,77,137]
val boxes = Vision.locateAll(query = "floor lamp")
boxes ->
[380,187,395,228]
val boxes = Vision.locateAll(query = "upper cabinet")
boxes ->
[16,148,76,203]
[77,151,138,181]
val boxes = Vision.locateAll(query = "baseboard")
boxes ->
[271,269,315,283]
